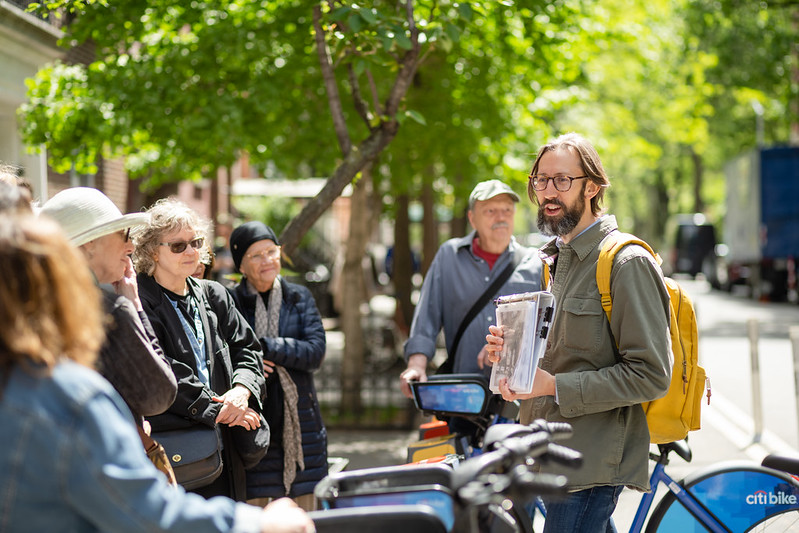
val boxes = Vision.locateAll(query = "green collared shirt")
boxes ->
[520,215,671,491]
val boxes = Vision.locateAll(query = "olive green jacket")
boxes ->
[520,215,671,491]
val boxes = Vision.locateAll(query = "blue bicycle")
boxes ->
[625,439,799,532]
[533,437,799,532]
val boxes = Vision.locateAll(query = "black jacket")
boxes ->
[230,278,328,498]
[139,274,265,500]
[97,285,177,422]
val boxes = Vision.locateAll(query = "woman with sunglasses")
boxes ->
[132,198,268,501]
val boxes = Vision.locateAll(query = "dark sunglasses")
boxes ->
[158,237,204,254]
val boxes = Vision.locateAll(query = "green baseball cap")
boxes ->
[468,180,520,209]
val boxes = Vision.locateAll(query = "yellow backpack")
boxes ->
[544,232,710,444]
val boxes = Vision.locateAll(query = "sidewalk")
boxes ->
[327,427,417,471]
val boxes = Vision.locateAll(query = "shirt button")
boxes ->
[484,277,490,282]
[191,408,198,415]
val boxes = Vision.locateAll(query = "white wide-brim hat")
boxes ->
[40,187,150,246]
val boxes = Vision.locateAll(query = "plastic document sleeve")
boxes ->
[489,291,556,395]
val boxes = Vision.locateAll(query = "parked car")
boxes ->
[666,213,721,288]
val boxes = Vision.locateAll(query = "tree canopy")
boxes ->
[20,0,798,247]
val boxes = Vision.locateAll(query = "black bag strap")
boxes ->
[438,249,524,374]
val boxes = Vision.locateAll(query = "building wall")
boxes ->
[0,1,64,203]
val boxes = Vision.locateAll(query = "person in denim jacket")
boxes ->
[487,133,671,533]
[0,214,313,533]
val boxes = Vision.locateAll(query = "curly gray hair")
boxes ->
[131,197,213,276]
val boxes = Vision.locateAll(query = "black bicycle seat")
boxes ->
[762,453,799,476]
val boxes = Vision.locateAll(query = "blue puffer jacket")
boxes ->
[230,277,328,498]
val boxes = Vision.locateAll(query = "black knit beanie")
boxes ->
[229,221,279,272]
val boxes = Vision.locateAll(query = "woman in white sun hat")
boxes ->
[41,187,178,481]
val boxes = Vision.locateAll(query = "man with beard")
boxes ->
[400,180,542,438]
[486,133,671,533]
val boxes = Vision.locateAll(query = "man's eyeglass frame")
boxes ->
[528,174,589,192]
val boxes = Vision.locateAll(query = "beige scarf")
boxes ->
[248,277,304,495]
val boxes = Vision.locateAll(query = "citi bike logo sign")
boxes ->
[746,490,798,505]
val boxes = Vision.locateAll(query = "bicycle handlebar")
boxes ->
[483,419,574,451]
[451,419,582,499]
[525,419,574,439]
[537,442,583,468]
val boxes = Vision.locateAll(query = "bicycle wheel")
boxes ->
[645,461,799,532]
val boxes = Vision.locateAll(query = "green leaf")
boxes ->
[354,58,366,76]
[359,7,378,25]
[394,32,412,50]
[330,6,351,22]
[377,28,393,52]
[458,3,473,22]
[348,13,362,33]
[404,109,426,126]
[445,23,461,43]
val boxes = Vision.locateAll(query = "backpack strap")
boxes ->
[596,232,661,322]
[542,261,551,290]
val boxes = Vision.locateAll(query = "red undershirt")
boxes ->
[472,236,501,270]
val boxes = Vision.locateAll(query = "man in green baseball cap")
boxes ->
[399,178,542,439]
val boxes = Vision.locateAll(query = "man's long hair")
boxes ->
[527,132,610,216]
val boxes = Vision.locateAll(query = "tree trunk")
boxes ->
[652,168,669,242]
[279,123,398,257]
[393,194,414,336]
[690,147,705,214]
[449,173,468,239]
[339,167,374,415]
[421,178,437,276]
[450,212,468,240]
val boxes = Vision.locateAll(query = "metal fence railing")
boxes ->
[316,317,417,430]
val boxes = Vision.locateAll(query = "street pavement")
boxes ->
[326,279,799,530]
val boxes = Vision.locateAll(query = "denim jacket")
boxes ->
[0,361,266,533]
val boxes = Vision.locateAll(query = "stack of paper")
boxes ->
[489,291,556,395]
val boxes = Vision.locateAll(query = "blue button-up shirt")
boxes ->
[404,231,542,374]
[0,360,265,533]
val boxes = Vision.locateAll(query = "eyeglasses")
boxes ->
[123,228,131,242]
[529,174,589,192]
[159,237,205,254]
[246,246,282,263]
